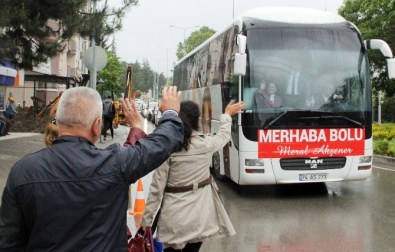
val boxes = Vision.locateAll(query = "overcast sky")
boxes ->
[110,0,344,77]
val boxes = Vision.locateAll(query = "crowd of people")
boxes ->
[0,86,245,252]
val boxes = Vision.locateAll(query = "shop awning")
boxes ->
[25,74,76,87]
[0,60,17,85]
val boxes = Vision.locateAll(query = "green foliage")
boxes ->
[388,145,395,157]
[112,59,167,99]
[96,50,168,100]
[176,42,185,61]
[0,0,137,69]
[339,0,395,96]
[374,139,390,155]
[373,123,395,139]
[381,96,395,122]
[132,60,154,93]
[176,26,216,60]
[373,123,395,156]
[97,50,123,98]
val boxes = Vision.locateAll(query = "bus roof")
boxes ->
[239,7,346,25]
[176,7,348,65]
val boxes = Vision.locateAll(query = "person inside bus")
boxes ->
[141,100,245,252]
[306,82,343,109]
[255,81,282,109]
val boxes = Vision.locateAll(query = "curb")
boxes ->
[0,132,41,141]
[373,155,395,167]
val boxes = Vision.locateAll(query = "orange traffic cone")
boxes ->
[134,214,142,229]
[128,179,145,216]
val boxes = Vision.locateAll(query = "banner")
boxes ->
[258,128,365,158]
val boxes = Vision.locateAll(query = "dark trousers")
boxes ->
[164,242,202,252]
[0,121,5,135]
[102,116,114,139]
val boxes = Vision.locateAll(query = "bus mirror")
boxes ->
[364,39,393,58]
[387,58,395,79]
[234,53,247,76]
[236,34,247,54]
[365,39,395,79]
[235,34,247,75]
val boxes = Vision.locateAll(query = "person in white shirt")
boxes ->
[306,82,343,108]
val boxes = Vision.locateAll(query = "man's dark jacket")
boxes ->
[0,112,183,251]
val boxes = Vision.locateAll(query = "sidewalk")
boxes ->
[374,154,395,167]
[0,132,41,141]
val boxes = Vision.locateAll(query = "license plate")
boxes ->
[299,173,327,181]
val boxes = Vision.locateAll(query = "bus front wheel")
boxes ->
[211,152,226,181]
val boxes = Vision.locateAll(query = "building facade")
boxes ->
[0,20,89,111]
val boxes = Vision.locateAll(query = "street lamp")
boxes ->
[148,59,160,100]
[157,47,176,79]
[168,25,200,42]
[378,91,383,124]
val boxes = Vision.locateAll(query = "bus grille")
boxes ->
[280,157,346,170]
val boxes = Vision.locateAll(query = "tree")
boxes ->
[339,0,395,96]
[97,50,123,98]
[381,96,395,122]
[176,26,215,60]
[0,0,137,69]
[113,59,167,100]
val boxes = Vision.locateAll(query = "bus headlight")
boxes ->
[358,156,372,170]
[359,156,372,164]
[245,159,265,166]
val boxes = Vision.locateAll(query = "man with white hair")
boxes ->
[0,86,184,251]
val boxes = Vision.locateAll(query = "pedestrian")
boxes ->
[0,86,184,251]
[141,99,245,252]
[4,97,17,120]
[0,111,10,136]
[102,95,115,140]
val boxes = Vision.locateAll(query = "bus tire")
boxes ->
[211,152,226,181]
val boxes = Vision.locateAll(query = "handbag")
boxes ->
[128,226,155,252]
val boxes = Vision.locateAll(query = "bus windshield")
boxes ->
[242,24,372,140]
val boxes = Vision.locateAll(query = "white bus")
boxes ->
[173,7,395,185]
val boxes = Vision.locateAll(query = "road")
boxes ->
[140,121,395,252]
[202,166,395,252]
[1,119,394,251]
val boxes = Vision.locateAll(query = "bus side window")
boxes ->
[221,82,239,110]
[242,87,258,110]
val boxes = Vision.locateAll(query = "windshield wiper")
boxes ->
[297,114,363,128]
[264,111,288,129]
[321,115,363,128]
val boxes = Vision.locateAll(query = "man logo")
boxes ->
[305,159,323,169]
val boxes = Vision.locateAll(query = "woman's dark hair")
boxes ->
[44,104,59,146]
[179,101,200,151]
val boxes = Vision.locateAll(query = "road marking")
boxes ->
[373,165,395,172]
